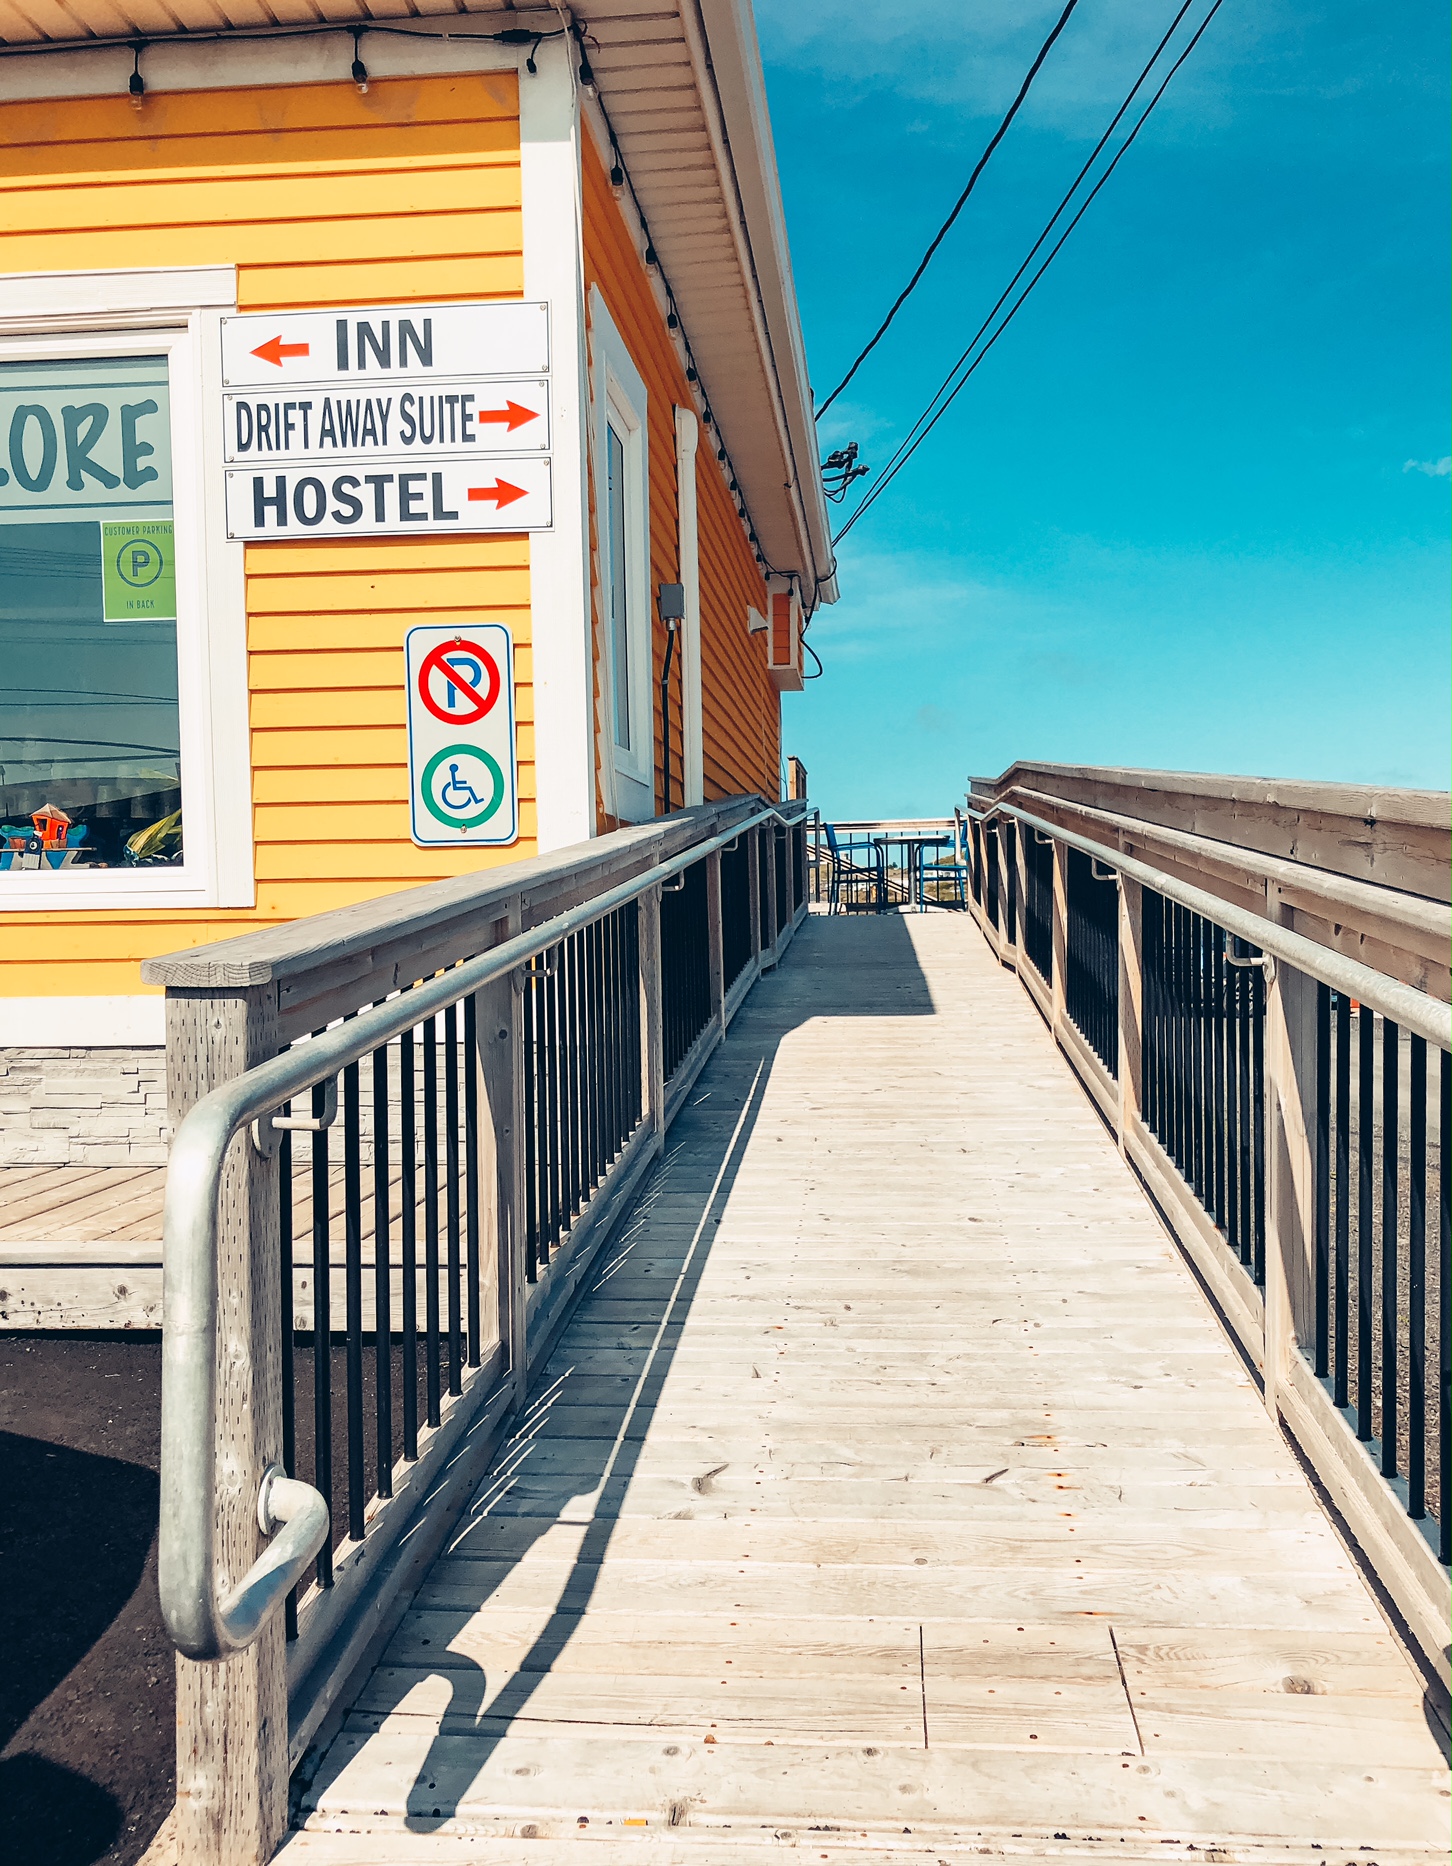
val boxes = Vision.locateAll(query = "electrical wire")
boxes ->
[833,0,1225,546]
[0,18,566,58]
[839,0,1198,534]
[813,0,1082,422]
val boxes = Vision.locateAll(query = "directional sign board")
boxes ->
[222,379,549,463]
[219,302,553,538]
[224,458,552,537]
[405,623,518,847]
[220,302,549,388]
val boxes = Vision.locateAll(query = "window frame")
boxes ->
[0,274,253,911]
[589,290,652,820]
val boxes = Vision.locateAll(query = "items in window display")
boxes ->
[0,355,183,873]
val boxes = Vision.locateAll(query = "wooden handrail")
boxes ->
[959,790,1450,1694]
[969,760,1450,901]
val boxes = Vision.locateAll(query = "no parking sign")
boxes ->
[404,623,518,847]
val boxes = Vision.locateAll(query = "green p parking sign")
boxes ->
[102,520,176,622]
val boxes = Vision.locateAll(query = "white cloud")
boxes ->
[1403,456,1451,477]
[755,0,1261,134]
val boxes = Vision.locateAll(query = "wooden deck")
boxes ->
[286,912,1449,1861]
[0,1155,456,1328]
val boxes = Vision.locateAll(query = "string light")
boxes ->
[79,11,814,614]
[577,40,799,599]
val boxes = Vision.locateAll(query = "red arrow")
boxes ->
[250,336,311,368]
[467,478,528,510]
[476,400,539,433]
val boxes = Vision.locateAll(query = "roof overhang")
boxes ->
[0,0,838,607]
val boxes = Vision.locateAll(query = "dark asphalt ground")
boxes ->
[0,1333,172,1866]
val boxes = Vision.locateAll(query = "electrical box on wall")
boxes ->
[766,579,804,692]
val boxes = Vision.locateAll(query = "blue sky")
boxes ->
[761,0,1450,816]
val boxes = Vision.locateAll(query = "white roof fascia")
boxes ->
[682,0,839,606]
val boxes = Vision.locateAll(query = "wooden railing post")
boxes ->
[640,883,665,1138]
[762,826,781,962]
[1050,838,1068,1037]
[1264,948,1318,1420]
[1116,873,1144,1154]
[706,847,726,1037]
[167,985,288,1866]
[747,826,764,968]
[1013,821,1030,982]
[483,900,525,1406]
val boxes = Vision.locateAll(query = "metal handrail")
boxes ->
[965,799,1451,1053]
[160,801,808,1661]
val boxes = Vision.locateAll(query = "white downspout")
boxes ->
[675,406,704,806]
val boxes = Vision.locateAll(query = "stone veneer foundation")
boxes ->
[0,1047,170,1167]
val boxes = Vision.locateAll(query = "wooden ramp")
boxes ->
[288,913,1449,1861]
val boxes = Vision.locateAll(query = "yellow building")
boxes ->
[0,2,835,1162]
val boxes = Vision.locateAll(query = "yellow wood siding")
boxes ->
[581,137,779,824]
[0,74,534,999]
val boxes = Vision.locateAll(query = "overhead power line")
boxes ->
[833,0,1226,546]
[813,0,1083,422]
[838,0,1199,537]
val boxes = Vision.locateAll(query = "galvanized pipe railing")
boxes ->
[159,800,808,1666]
[962,787,1451,1692]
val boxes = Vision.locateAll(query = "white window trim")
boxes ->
[0,267,253,912]
[675,406,704,807]
[589,288,653,823]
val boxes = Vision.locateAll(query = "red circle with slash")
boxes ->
[417,640,501,725]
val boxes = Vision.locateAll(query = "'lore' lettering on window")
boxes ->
[2,399,162,494]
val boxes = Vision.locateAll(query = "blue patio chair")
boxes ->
[823,821,886,913]
[918,809,969,909]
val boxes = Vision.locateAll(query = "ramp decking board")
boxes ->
[222,916,1452,1849]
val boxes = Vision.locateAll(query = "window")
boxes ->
[0,271,251,910]
[590,291,651,821]
[1,354,182,871]
[606,421,632,752]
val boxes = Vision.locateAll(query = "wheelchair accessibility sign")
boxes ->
[404,623,518,847]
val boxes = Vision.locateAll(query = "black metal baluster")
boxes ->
[464,993,481,1369]
[1381,1016,1399,1476]
[1334,991,1351,1410]
[1201,933,1216,1224]
[279,1122,297,1638]
[1408,1034,1426,1517]
[589,918,604,1190]
[372,1041,392,1499]
[1225,956,1241,1257]
[1314,982,1331,1377]
[1238,962,1253,1266]
[311,1081,332,1587]
[343,1057,365,1544]
[1246,962,1254,1283]
[444,1001,462,1397]
[423,1013,441,1426]
[1141,896,1155,1138]
[544,952,561,1261]
[1357,1004,1375,1439]
[400,1028,418,1461]
[628,899,642,1124]
[1439,1047,1450,1564]
[565,932,581,1223]
[523,968,539,1284]
[1191,915,1205,1200]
